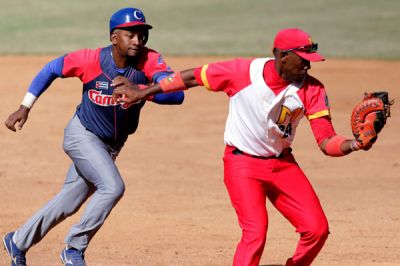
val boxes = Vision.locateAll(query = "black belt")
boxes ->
[232,148,291,160]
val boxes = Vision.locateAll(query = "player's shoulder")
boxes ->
[140,47,162,59]
[138,47,165,64]
[142,47,159,54]
[208,57,253,73]
[233,57,254,66]
[67,47,101,55]
[299,75,327,100]
[65,47,102,61]
[306,74,324,88]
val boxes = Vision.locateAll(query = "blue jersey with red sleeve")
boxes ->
[27,45,183,150]
[61,45,149,149]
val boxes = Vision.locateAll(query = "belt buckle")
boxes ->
[232,148,243,155]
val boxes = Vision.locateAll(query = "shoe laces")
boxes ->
[15,254,27,266]
[67,247,85,261]
[10,239,26,266]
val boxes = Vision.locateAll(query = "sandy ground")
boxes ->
[0,56,399,266]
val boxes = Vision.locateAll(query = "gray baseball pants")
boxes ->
[13,114,125,251]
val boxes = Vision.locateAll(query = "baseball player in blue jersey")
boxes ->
[3,7,184,266]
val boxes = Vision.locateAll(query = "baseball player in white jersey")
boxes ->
[111,28,373,266]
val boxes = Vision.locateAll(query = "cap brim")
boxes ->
[115,21,153,30]
[294,51,325,62]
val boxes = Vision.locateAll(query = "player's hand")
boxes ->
[5,105,30,132]
[111,76,145,104]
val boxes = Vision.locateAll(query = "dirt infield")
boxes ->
[0,56,399,266]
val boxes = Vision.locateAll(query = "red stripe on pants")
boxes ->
[223,146,329,266]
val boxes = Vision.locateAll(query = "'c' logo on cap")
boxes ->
[133,10,143,20]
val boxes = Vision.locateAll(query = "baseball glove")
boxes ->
[351,91,393,150]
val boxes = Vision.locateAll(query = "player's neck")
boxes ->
[264,60,289,93]
[111,50,137,69]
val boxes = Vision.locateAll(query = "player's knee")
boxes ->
[62,138,72,153]
[62,137,80,156]
[304,220,329,244]
[107,181,125,200]
[243,223,268,243]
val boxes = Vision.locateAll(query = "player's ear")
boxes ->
[279,51,289,64]
[110,30,118,44]
[274,48,287,64]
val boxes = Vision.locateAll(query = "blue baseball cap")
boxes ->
[109,8,152,33]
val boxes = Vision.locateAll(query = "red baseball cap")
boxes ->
[273,28,324,62]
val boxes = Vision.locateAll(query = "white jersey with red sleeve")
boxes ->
[194,58,330,157]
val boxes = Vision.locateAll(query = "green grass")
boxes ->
[1,0,399,59]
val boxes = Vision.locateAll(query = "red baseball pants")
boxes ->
[223,146,329,266]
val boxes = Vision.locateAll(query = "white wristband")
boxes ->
[21,92,38,109]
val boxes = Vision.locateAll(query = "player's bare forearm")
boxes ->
[112,81,161,104]
[181,68,198,87]
[320,136,359,156]
[113,69,199,104]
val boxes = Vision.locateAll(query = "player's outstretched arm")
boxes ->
[112,69,198,104]
[5,105,30,132]
[5,57,64,132]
